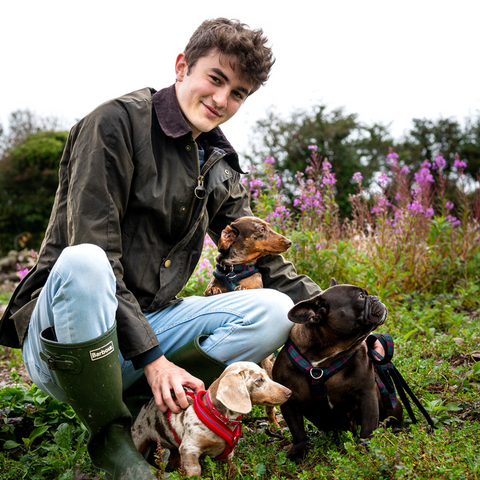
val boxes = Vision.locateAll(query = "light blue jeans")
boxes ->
[22,244,294,403]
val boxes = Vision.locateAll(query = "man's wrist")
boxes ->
[131,345,164,370]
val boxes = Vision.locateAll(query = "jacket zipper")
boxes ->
[180,143,225,238]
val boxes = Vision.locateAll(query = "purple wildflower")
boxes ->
[407,200,424,214]
[264,156,275,165]
[414,167,434,185]
[433,154,446,170]
[308,145,318,152]
[352,172,363,183]
[400,166,410,175]
[377,173,390,186]
[322,160,332,171]
[454,158,467,169]
[447,214,461,227]
[17,264,29,280]
[445,201,454,210]
[323,173,336,185]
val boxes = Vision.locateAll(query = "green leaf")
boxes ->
[29,425,49,442]
[3,439,21,449]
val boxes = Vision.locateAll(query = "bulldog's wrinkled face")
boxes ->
[288,280,387,343]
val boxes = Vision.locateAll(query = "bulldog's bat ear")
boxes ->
[288,296,327,324]
[218,225,238,252]
[329,278,339,287]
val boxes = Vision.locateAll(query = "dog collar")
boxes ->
[213,264,260,292]
[166,390,242,459]
[285,338,358,401]
[193,390,242,459]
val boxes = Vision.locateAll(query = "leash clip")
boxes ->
[310,367,324,380]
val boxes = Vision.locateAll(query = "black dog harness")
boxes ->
[213,264,259,292]
[285,337,358,401]
[286,333,435,428]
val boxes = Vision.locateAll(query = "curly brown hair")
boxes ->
[184,18,275,95]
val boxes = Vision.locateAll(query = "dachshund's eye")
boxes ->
[259,226,266,233]
[255,376,265,385]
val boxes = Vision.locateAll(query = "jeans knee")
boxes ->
[55,244,115,296]
[258,289,294,318]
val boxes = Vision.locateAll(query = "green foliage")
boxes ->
[0,379,100,479]
[0,130,68,252]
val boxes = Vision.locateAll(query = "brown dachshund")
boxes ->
[204,216,292,427]
[205,216,292,296]
[131,362,291,477]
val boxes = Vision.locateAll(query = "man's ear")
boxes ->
[175,53,188,82]
[218,225,238,252]
[288,295,327,325]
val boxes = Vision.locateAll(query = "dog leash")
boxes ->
[285,337,358,401]
[366,333,435,429]
[213,264,260,292]
[167,390,242,459]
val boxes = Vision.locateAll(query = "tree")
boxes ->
[0,130,67,253]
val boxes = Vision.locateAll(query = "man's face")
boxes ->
[175,50,252,139]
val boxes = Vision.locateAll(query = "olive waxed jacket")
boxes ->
[0,85,321,366]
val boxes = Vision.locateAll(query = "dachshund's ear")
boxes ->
[216,371,252,414]
[288,295,327,325]
[218,225,238,252]
[329,278,339,287]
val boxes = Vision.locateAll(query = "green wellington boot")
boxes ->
[40,323,156,480]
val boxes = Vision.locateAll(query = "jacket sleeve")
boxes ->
[65,102,161,364]
[208,178,322,304]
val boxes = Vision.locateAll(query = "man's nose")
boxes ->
[212,88,229,108]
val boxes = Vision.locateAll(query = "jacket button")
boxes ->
[180,206,186,213]
[186,145,192,151]
[165,260,171,268]
[224,169,230,175]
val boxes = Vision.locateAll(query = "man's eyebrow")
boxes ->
[211,68,250,96]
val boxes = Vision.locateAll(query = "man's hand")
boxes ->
[143,356,204,414]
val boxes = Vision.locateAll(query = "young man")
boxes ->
[0,18,321,479]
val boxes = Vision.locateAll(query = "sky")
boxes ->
[1,0,479,159]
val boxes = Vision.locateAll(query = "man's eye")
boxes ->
[210,76,221,84]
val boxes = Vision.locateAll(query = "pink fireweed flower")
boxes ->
[377,173,390,186]
[414,167,434,184]
[322,172,336,185]
[16,264,29,280]
[400,166,410,175]
[453,157,467,169]
[371,197,392,214]
[265,156,275,165]
[407,200,424,214]
[322,160,332,171]
[447,214,461,227]
[386,151,399,164]
[308,145,318,152]
[425,207,434,217]
[352,172,363,183]
[433,154,446,170]
[445,201,454,210]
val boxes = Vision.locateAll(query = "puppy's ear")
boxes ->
[288,296,327,324]
[218,225,238,252]
[329,278,339,287]
[216,371,252,414]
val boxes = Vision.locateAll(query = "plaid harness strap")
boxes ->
[285,338,358,401]
[167,390,242,459]
[366,333,435,428]
[213,264,260,292]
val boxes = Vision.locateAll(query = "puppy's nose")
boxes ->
[284,388,292,398]
[285,239,292,248]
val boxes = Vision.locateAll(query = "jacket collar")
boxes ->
[152,85,245,173]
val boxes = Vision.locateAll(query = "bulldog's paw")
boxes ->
[204,287,223,296]
[286,442,308,464]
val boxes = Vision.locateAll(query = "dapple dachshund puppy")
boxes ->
[204,216,292,296]
[272,279,403,463]
[131,362,291,477]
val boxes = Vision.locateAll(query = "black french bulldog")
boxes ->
[272,278,403,463]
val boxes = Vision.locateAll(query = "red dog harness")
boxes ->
[167,390,242,459]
